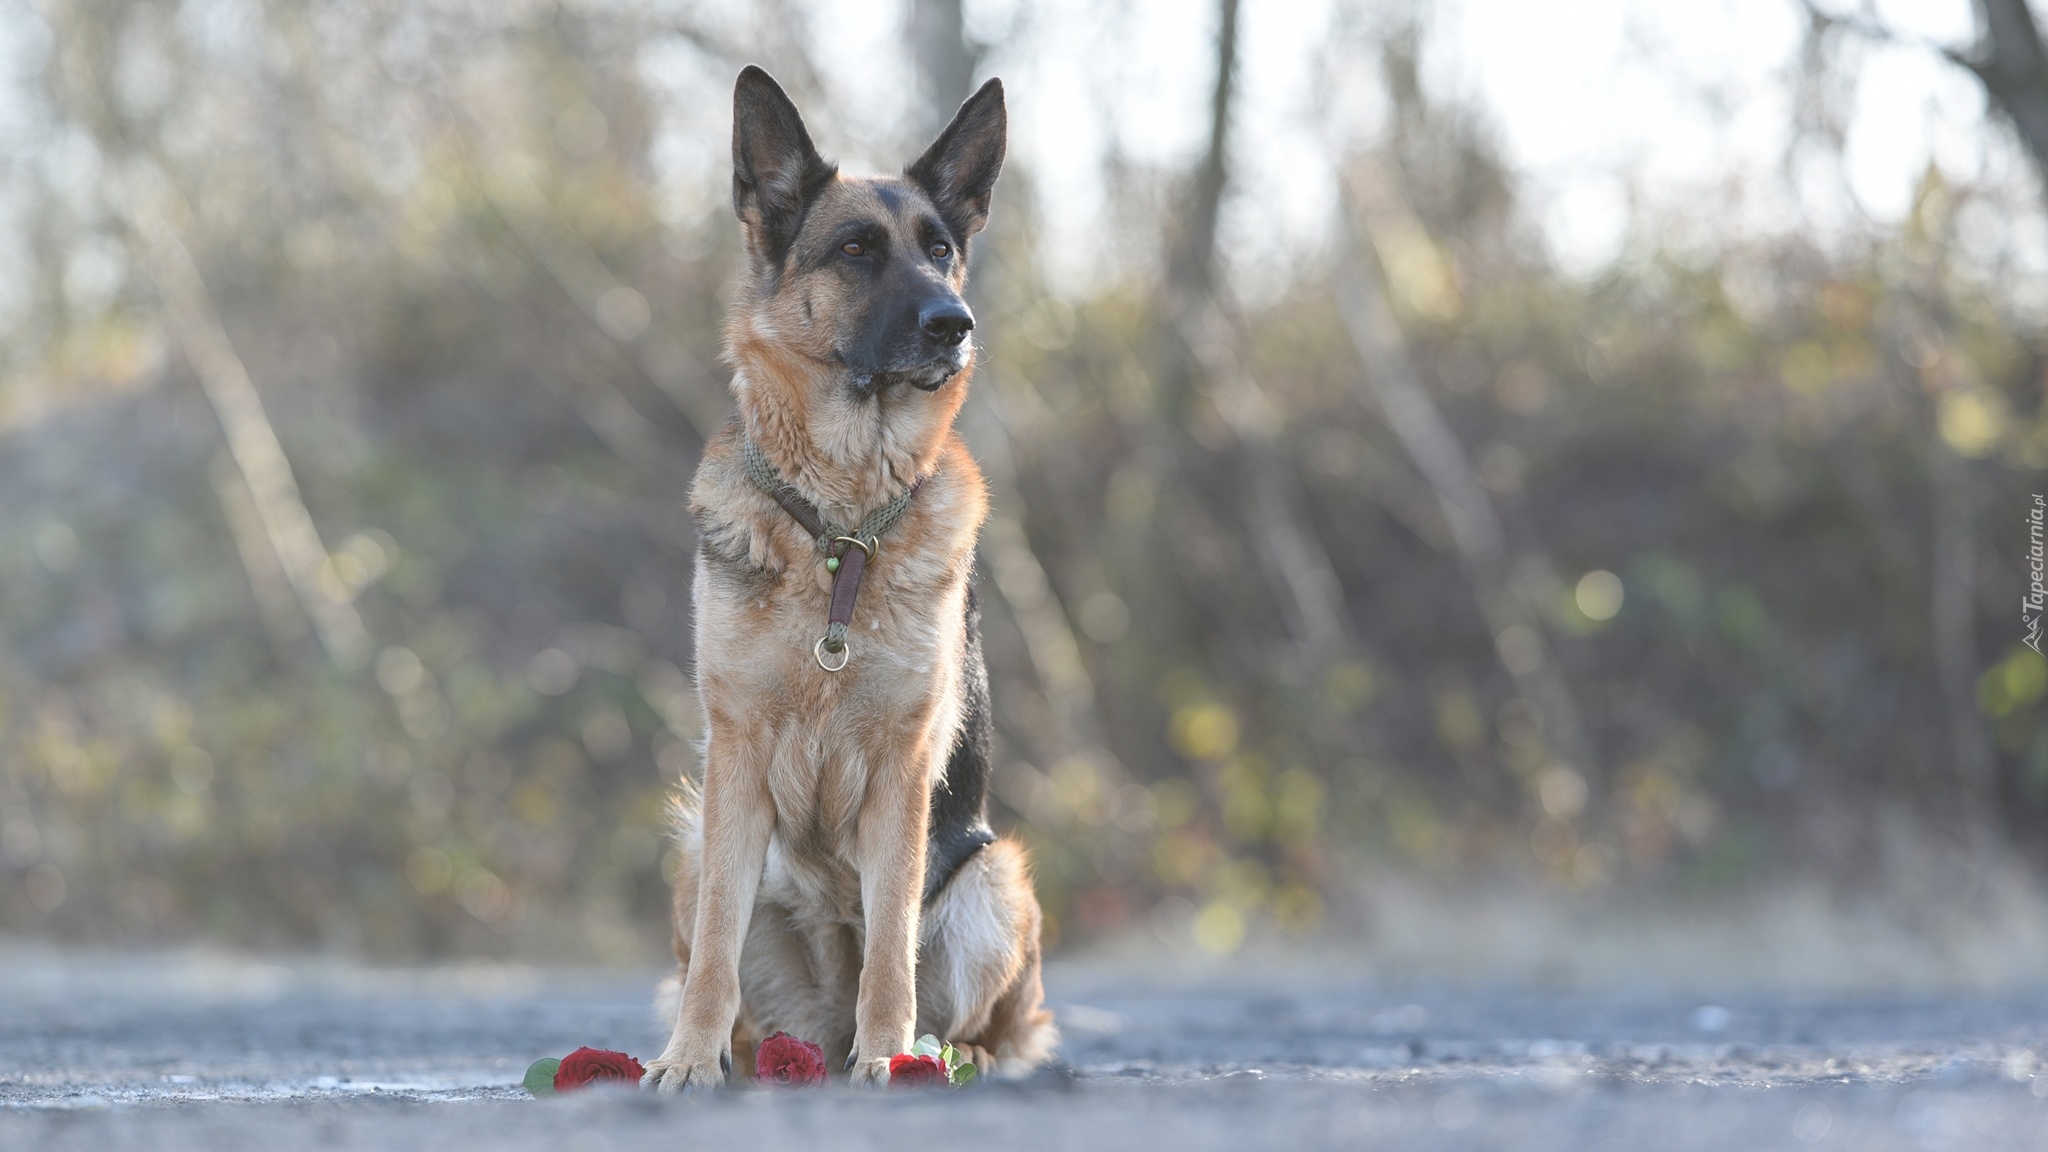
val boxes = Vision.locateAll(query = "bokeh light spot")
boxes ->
[1574,570,1624,621]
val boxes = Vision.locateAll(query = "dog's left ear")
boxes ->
[907,78,1007,245]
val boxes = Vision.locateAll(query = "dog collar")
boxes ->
[741,438,927,672]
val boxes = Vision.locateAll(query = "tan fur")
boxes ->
[643,160,1054,1090]
[661,788,1056,1083]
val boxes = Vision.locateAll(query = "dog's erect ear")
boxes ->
[906,78,1006,244]
[732,65,836,263]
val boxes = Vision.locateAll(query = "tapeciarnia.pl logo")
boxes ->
[2029,495,2045,655]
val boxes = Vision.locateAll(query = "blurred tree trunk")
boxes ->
[913,0,1127,787]
[1930,438,1994,821]
[1903,274,1996,824]
[1158,0,1240,424]
[910,0,983,140]
[1801,4,2007,830]
[1820,0,2048,195]
[1966,0,2048,182]
[1915,20,2006,819]
[1335,173,1598,791]
[1159,0,1359,667]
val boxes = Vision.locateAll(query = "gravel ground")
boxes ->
[2,950,2045,1150]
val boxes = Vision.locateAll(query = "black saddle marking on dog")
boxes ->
[924,577,997,904]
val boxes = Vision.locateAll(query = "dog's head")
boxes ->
[729,65,1006,395]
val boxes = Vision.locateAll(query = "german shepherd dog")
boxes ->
[642,67,1056,1091]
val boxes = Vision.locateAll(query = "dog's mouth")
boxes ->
[846,347,970,395]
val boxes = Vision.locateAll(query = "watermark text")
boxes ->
[2027,495,2044,654]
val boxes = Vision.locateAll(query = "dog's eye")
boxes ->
[930,243,951,260]
[840,241,865,257]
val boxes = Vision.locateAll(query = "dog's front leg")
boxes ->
[846,746,934,1086]
[644,739,773,1093]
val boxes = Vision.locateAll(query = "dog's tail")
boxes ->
[653,773,702,1028]
[654,972,683,1028]
[666,771,702,842]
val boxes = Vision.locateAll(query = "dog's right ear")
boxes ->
[732,65,836,265]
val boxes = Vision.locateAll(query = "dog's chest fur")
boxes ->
[691,426,986,926]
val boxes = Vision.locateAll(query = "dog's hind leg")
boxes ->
[915,837,1057,1077]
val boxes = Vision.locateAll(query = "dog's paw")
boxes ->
[641,1048,730,1094]
[954,1042,995,1076]
[847,1055,892,1087]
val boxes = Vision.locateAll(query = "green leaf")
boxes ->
[940,1045,959,1069]
[951,1062,977,1087]
[911,1034,944,1059]
[523,1057,561,1098]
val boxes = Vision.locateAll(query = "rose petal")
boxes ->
[553,1047,646,1092]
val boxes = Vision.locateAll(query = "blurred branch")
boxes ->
[1321,439,1456,554]
[115,166,371,672]
[207,451,314,665]
[36,0,369,670]
[965,371,1129,783]
[1335,170,1598,788]
[544,347,686,475]
[1792,0,1966,61]
[473,162,726,444]
[1199,321,1360,661]
[1804,0,2048,195]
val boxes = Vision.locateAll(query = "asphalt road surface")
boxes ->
[2,950,2045,1150]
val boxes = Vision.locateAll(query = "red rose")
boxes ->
[888,1053,947,1088]
[553,1046,646,1092]
[754,1032,827,1087]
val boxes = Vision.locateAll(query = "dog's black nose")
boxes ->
[919,303,974,346]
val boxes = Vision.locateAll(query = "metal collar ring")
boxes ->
[814,635,850,673]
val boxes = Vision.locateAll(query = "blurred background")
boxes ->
[2,0,2046,979]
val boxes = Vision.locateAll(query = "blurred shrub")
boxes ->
[0,1,2042,961]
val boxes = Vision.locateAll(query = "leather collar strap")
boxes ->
[741,439,927,671]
